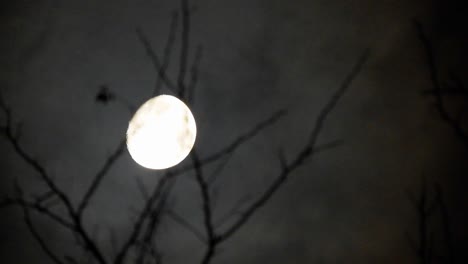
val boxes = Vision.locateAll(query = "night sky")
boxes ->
[1,0,467,263]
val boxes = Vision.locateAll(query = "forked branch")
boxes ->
[187,50,369,264]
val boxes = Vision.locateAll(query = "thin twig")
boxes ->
[154,11,180,96]
[0,98,75,216]
[136,28,177,93]
[214,194,251,229]
[166,208,207,243]
[114,173,172,264]
[191,150,218,264]
[217,50,370,242]
[206,151,233,185]
[135,177,150,202]
[77,138,127,215]
[1,197,74,230]
[187,45,203,105]
[22,204,66,264]
[167,109,287,178]
[1,94,108,264]
[190,50,369,264]
[415,20,468,148]
[136,177,175,264]
[177,0,190,98]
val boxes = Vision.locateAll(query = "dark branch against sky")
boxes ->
[1,0,468,263]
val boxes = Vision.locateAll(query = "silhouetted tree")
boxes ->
[0,1,369,263]
[404,19,467,264]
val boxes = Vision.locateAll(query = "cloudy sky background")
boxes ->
[1,0,467,263]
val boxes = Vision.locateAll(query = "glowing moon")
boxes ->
[126,95,197,170]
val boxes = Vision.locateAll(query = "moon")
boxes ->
[126,95,197,170]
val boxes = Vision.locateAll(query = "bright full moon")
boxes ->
[126,95,197,170]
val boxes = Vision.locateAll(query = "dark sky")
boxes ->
[1,0,467,263]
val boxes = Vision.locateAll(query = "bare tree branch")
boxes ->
[217,50,370,243]
[166,208,207,244]
[135,177,150,202]
[406,176,437,264]
[1,0,371,263]
[213,194,251,229]
[415,20,468,148]
[77,138,127,215]
[177,0,190,98]
[206,151,233,185]
[187,45,203,105]
[167,109,287,178]
[154,11,180,96]
[12,183,66,264]
[136,28,177,93]
[186,50,369,264]
[34,190,59,205]
[1,197,74,230]
[197,109,286,164]
[191,151,218,264]
[136,177,174,264]
[22,204,66,264]
[0,94,75,216]
[114,173,173,264]
[1,93,108,264]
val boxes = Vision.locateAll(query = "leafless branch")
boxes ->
[1,197,74,230]
[415,20,468,148]
[22,203,66,264]
[78,138,127,215]
[136,177,174,264]
[206,151,233,185]
[166,208,207,243]
[187,50,369,264]
[191,150,218,264]
[187,45,203,105]
[198,109,286,163]
[214,194,251,229]
[217,50,370,243]
[1,93,108,264]
[167,109,287,178]
[154,11,180,96]
[405,176,437,264]
[135,177,150,202]
[114,173,172,264]
[136,28,177,93]
[34,190,58,205]
[0,95,75,216]
[177,0,190,98]
[1,0,372,262]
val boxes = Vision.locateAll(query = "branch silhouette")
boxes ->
[0,1,369,263]
[183,50,369,264]
[415,20,468,148]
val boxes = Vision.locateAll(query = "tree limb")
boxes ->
[77,138,127,215]
[177,0,190,98]
[136,28,177,93]
[22,204,66,264]
[217,50,370,242]
[114,173,172,264]
[415,20,468,148]
[154,11,180,96]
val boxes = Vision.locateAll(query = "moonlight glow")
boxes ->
[126,95,197,170]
